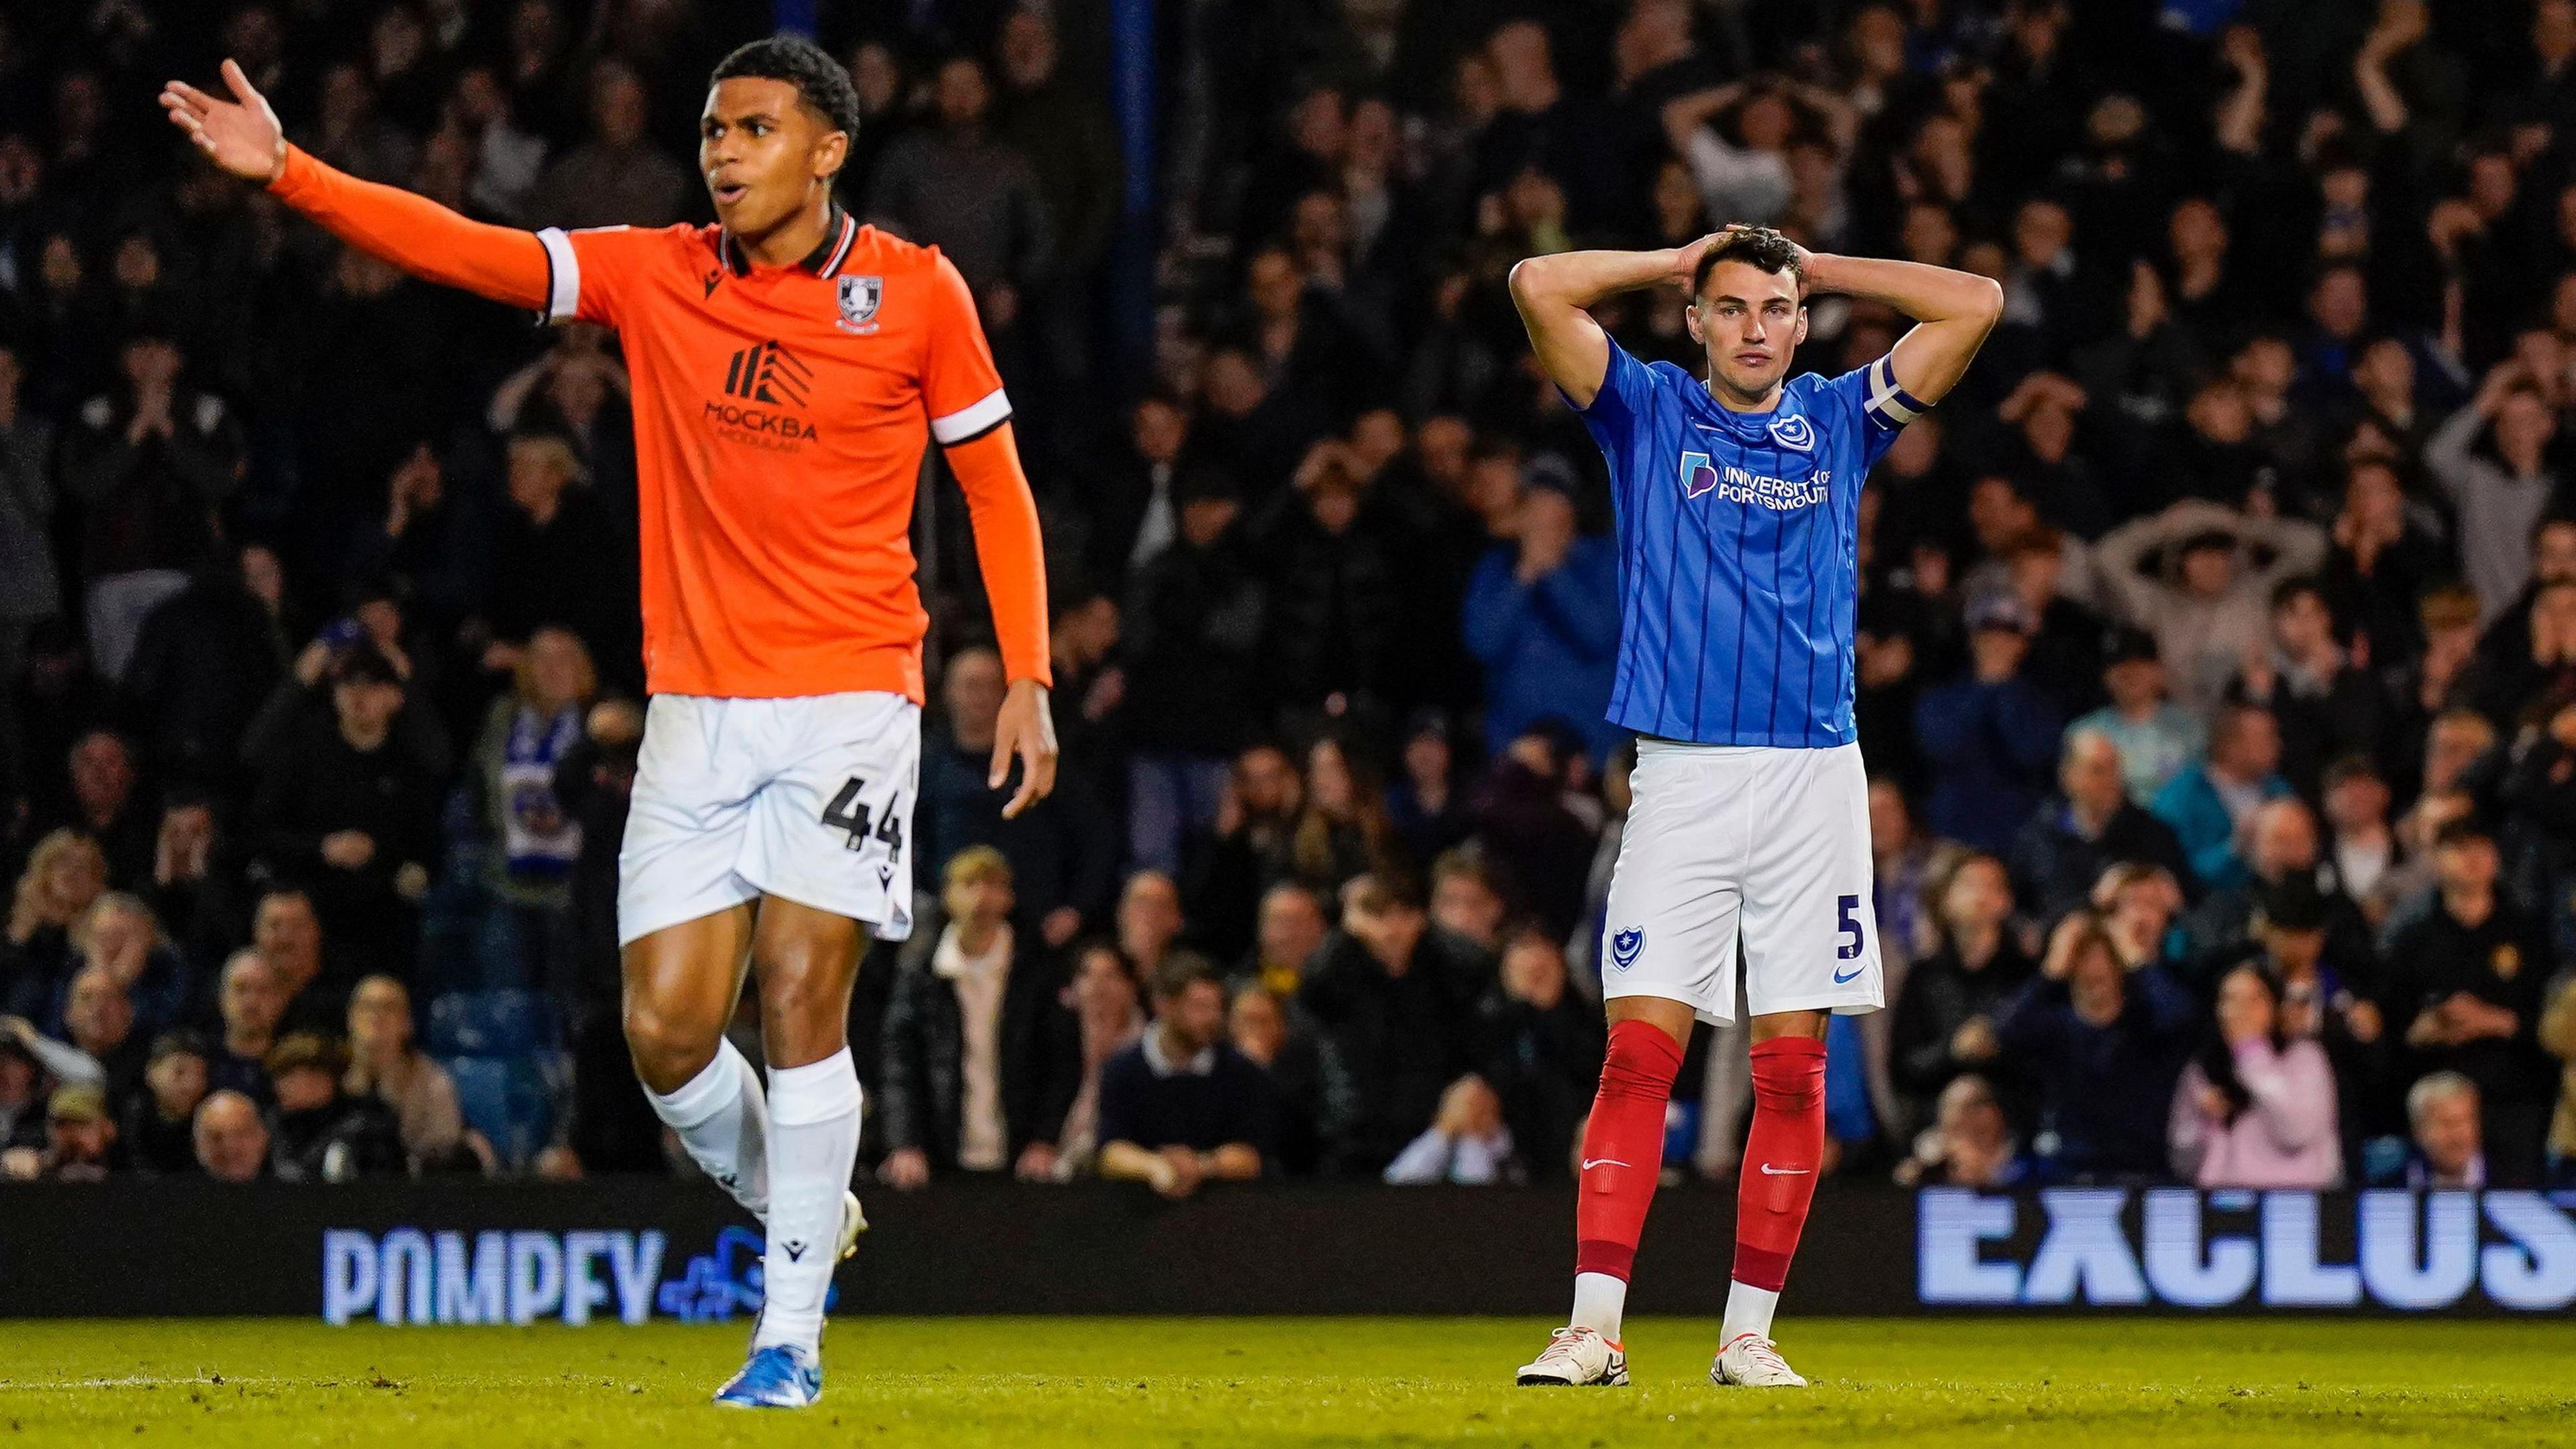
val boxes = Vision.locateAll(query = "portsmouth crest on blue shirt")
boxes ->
[837,274,882,334]
[1678,451,1717,499]
[1610,926,1645,971]
[1768,411,1815,451]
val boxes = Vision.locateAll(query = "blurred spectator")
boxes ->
[2008,727,2192,925]
[1050,940,1144,1177]
[1119,468,1262,875]
[2168,964,2343,1187]
[2540,969,2576,1183]
[122,549,288,794]
[1097,953,1276,1197]
[866,54,1055,307]
[1893,1074,2027,1189]
[1995,914,2197,1181]
[1428,845,1509,953]
[7,964,145,1104]
[1182,743,1303,960]
[122,1029,209,1175]
[1468,727,1596,938]
[2396,1070,2487,1189]
[1472,928,1600,1178]
[3,831,107,1019]
[1914,588,2063,853]
[467,626,592,997]
[2322,756,2403,928]
[878,848,1079,1189]
[530,61,688,230]
[2178,798,2367,969]
[210,949,285,1100]
[1289,737,1395,899]
[2426,362,2561,621]
[146,792,243,973]
[1301,874,1487,1175]
[1387,710,1471,868]
[2384,820,2553,1185]
[1228,980,1324,1177]
[65,893,189,1039]
[1462,472,1620,761]
[2233,579,2388,798]
[1116,869,1185,981]
[917,647,1116,949]
[1240,881,1328,999]
[1384,1073,1517,1184]
[2153,703,2290,892]
[2091,500,2326,717]
[60,329,246,683]
[192,1088,270,1183]
[0,1085,120,1181]
[262,1032,404,1183]
[50,730,154,887]
[478,433,629,677]
[246,649,438,975]
[1890,855,2034,1125]
[342,975,468,1173]
[0,1036,36,1154]
[247,887,358,1036]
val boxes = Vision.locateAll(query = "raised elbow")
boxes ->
[1506,256,1551,306]
[1968,275,2005,326]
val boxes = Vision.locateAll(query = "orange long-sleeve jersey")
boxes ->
[270,144,1050,702]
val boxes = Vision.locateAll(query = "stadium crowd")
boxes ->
[3,0,2575,1199]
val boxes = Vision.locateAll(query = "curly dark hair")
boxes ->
[1691,226,1806,298]
[710,34,863,144]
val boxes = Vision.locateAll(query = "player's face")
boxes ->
[1687,260,1806,404]
[700,78,847,237]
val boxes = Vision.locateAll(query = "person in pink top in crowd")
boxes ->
[2168,964,2342,1188]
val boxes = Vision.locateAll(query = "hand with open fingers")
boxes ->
[160,59,287,183]
[990,678,1060,820]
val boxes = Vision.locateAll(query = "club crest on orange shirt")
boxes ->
[837,274,882,334]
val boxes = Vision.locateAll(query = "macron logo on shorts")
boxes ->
[1610,927,1644,971]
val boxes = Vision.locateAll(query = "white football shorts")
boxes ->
[616,691,920,947]
[1598,739,1883,1024]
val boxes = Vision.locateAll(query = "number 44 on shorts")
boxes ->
[820,777,905,861]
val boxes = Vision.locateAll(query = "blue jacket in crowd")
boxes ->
[1462,537,1621,760]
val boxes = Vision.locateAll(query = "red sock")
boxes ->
[1574,1020,1684,1281]
[1733,1036,1827,1292]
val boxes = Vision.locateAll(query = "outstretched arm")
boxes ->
[1507,237,1719,408]
[163,60,552,312]
[1800,249,2002,407]
[947,421,1059,819]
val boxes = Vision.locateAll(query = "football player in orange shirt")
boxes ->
[166,37,1055,1407]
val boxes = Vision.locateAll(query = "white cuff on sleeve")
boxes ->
[929,386,1012,445]
[535,227,580,323]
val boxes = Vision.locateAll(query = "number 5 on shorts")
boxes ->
[1835,894,1864,961]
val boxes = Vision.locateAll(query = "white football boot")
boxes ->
[1711,1332,1807,1387]
[1515,1326,1629,1386]
[835,1189,867,1260]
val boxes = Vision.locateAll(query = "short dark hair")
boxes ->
[711,34,863,143]
[2268,576,2325,614]
[1693,226,1807,299]
[1149,949,1221,1003]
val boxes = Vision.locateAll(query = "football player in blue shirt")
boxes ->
[1507,226,1998,1389]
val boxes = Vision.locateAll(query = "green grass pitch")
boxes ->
[1,1317,2569,1447]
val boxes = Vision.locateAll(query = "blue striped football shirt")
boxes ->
[1573,338,1923,748]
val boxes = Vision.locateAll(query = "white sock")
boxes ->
[1570,1272,1627,1341]
[643,1038,767,1218]
[753,1046,863,1352]
[1722,1280,1780,1344]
